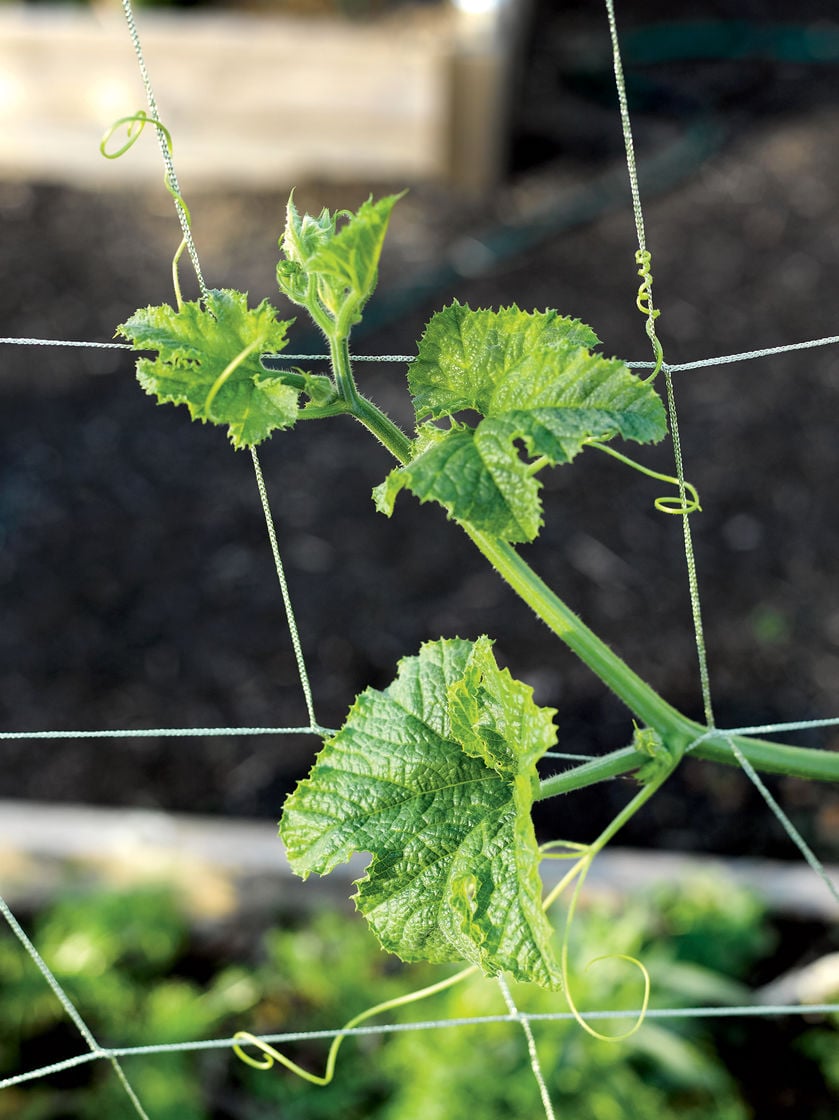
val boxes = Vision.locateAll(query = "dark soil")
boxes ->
[2,1,839,860]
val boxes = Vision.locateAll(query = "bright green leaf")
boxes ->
[378,301,667,541]
[373,422,543,542]
[408,301,601,421]
[117,289,298,449]
[447,636,556,773]
[280,637,562,988]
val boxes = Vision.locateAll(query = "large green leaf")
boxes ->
[408,302,601,420]
[375,302,667,541]
[280,637,562,989]
[117,289,298,449]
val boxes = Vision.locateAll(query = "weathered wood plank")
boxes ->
[1,799,836,923]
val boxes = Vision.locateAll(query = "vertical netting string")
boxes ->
[605,0,715,728]
[250,446,321,732]
[120,0,208,299]
[0,893,151,1120]
[496,975,557,1120]
[119,0,320,734]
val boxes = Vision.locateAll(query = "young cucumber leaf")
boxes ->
[117,289,299,449]
[277,192,403,329]
[280,637,563,989]
[374,302,667,542]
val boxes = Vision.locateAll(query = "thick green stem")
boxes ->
[329,333,414,461]
[537,748,644,800]
[465,528,690,745]
[328,333,360,407]
[689,732,839,781]
[350,393,414,462]
[538,733,839,800]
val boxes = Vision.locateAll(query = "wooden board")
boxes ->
[0,2,524,192]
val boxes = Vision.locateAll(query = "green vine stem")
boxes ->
[334,370,839,790]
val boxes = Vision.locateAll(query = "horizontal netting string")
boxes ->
[3,1000,839,1093]
[3,334,839,371]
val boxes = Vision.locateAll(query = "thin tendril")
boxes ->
[119,0,207,297]
[542,761,675,1040]
[558,856,651,1044]
[635,249,663,382]
[605,0,714,727]
[99,111,173,160]
[588,440,701,515]
[233,966,475,1085]
[203,339,263,417]
[171,237,188,312]
[99,111,192,228]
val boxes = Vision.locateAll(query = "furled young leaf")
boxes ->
[375,301,667,541]
[280,637,563,989]
[277,192,403,326]
[117,289,298,449]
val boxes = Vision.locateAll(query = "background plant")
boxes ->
[5,879,827,1119]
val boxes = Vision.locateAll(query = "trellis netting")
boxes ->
[2,1,839,1117]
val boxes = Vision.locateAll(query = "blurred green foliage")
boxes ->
[0,874,834,1118]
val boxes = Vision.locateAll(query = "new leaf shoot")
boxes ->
[278,193,403,335]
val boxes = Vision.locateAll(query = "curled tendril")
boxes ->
[653,488,701,516]
[635,249,664,383]
[588,440,701,516]
[634,249,658,320]
[233,965,475,1086]
[100,110,192,227]
[539,749,678,1041]
[101,111,194,307]
[540,845,652,1042]
[203,339,264,416]
[558,859,651,1043]
[100,110,173,161]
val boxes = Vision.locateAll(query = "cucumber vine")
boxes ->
[116,187,839,1084]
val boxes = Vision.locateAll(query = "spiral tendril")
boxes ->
[589,441,701,516]
[100,110,172,161]
[635,249,663,382]
[101,111,193,304]
[233,965,475,1086]
[100,112,192,226]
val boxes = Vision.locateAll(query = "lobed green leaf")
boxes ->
[373,422,543,542]
[408,301,601,421]
[377,301,668,541]
[117,289,298,449]
[280,637,562,988]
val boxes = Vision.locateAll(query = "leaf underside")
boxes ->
[374,302,668,542]
[117,289,297,449]
[280,637,563,989]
